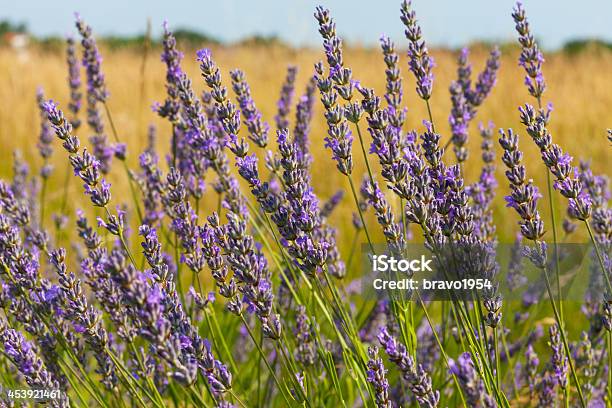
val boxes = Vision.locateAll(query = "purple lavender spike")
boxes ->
[380,35,406,129]
[294,305,316,366]
[36,88,54,179]
[66,35,82,129]
[230,69,269,148]
[549,324,569,390]
[0,319,69,407]
[448,352,496,407]
[378,327,439,407]
[498,128,545,240]
[75,15,113,173]
[520,104,592,221]
[400,0,434,101]
[293,77,317,161]
[512,2,546,99]
[367,346,392,408]
[75,14,108,103]
[275,65,297,130]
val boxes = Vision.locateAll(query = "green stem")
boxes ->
[2,263,109,407]
[347,175,374,253]
[425,99,436,132]
[238,315,293,406]
[493,327,501,390]
[54,163,72,243]
[415,292,467,407]
[608,332,612,404]
[345,229,360,273]
[533,239,587,408]
[207,308,238,373]
[130,342,165,407]
[103,206,137,267]
[584,221,612,294]
[106,350,153,408]
[103,101,144,224]
[545,169,564,322]
[354,123,375,186]
[40,171,48,225]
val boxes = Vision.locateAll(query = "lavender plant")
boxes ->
[0,3,609,408]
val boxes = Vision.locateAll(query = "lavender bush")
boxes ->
[0,2,610,407]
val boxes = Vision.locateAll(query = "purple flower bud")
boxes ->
[66,35,82,129]
[366,346,391,408]
[512,2,546,99]
[230,69,269,148]
[448,352,496,407]
[378,327,439,407]
[275,66,297,130]
[400,1,435,100]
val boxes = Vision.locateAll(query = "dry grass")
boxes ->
[0,43,610,249]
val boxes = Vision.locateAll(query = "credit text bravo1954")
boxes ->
[372,278,493,291]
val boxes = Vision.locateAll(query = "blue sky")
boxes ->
[3,0,612,49]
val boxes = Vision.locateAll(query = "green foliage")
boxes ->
[0,20,27,36]
[563,39,612,55]
[173,28,220,47]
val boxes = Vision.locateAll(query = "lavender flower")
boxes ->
[549,323,568,390]
[380,35,406,129]
[163,168,205,275]
[43,101,129,240]
[197,48,246,158]
[200,221,237,302]
[215,211,281,340]
[36,88,54,179]
[456,48,472,93]
[524,344,539,396]
[314,7,354,101]
[0,319,68,408]
[294,305,316,366]
[66,35,82,129]
[537,373,556,407]
[449,49,500,163]
[359,85,412,201]
[378,327,439,407]
[230,69,269,147]
[320,190,344,219]
[468,47,501,109]
[574,331,595,398]
[133,151,164,226]
[174,48,245,215]
[448,352,496,407]
[400,0,434,100]
[49,248,118,391]
[366,346,391,408]
[520,104,592,220]
[76,15,113,173]
[156,21,184,125]
[75,14,108,102]
[448,80,470,162]
[364,180,405,256]
[275,65,297,130]
[293,77,317,160]
[512,2,546,99]
[467,122,497,241]
[499,128,545,240]
[315,62,354,176]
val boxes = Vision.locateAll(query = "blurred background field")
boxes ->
[1,39,610,255]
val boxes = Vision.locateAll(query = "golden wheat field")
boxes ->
[0,44,610,250]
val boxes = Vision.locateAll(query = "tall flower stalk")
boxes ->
[499,127,586,407]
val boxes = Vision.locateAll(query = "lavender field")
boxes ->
[0,1,610,407]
